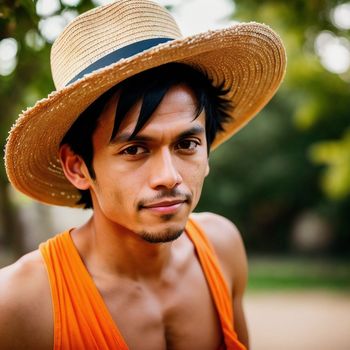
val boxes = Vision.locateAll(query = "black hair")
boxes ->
[61,63,232,208]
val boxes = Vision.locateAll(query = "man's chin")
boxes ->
[139,227,185,244]
[135,210,190,243]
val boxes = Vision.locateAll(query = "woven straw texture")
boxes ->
[5,0,286,207]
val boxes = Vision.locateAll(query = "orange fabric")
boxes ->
[39,217,246,350]
[185,218,246,350]
[40,231,128,350]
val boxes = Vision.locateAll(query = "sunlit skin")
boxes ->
[0,84,249,350]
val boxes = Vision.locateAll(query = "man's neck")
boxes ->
[70,215,186,281]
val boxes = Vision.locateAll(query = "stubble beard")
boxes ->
[138,214,185,243]
[139,227,184,243]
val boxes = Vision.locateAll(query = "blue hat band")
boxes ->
[66,37,174,86]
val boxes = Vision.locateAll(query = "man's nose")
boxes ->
[149,148,182,189]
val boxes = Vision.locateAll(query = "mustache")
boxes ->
[137,189,192,210]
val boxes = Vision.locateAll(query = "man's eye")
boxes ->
[121,145,147,155]
[176,140,199,151]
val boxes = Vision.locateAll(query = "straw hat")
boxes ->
[5,0,286,207]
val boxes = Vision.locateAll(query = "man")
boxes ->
[0,0,286,349]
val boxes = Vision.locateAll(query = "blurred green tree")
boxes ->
[197,0,350,254]
[0,0,95,254]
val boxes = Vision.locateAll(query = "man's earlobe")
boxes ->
[59,144,90,190]
[205,162,210,177]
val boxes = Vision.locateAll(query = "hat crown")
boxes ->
[51,0,182,89]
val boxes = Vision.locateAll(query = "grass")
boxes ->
[247,256,350,291]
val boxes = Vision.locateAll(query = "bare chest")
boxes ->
[97,258,223,350]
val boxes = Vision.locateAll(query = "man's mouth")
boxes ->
[141,199,187,214]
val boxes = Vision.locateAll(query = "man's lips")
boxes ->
[141,199,187,214]
[142,199,186,208]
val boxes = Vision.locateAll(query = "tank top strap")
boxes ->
[40,231,129,350]
[185,217,246,350]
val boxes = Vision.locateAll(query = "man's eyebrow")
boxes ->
[110,125,205,144]
[177,125,205,139]
[110,133,152,144]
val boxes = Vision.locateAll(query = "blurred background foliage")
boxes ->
[0,0,349,260]
[198,0,350,257]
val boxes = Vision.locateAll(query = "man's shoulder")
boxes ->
[0,250,53,348]
[191,211,243,252]
[0,249,50,313]
[190,212,247,291]
[0,249,44,291]
[0,249,46,288]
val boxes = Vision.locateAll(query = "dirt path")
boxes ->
[244,290,350,350]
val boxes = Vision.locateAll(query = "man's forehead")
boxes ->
[99,84,202,139]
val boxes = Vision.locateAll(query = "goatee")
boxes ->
[140,228,184,243]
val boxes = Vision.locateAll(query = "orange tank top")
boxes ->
[39,217,246,350]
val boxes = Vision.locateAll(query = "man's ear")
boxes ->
[205,161,210,177]
[59,144,91,190]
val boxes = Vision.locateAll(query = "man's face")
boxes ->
[89,84,209,242]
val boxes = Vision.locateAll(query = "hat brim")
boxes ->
[5,22,286,207]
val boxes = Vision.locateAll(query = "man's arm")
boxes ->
[0,251,53,350]
[192,212,249,349]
